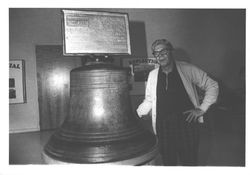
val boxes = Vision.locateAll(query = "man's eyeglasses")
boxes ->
[152,49,171,58]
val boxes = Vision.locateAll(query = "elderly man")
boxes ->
[137,39,219,166]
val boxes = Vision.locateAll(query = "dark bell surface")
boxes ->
[44,63,158,164]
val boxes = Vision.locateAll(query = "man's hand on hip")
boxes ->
[183,108,205,123]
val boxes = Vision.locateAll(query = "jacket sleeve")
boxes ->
[136,71,153,117]
[190,65,219,112]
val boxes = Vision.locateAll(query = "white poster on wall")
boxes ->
[9,60,26,104]
[122,58,158,95]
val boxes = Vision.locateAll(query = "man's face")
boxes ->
[152,44,173,67]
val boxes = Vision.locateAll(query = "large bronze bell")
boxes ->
[43,62,158,165]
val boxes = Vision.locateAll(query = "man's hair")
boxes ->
[151,39,174,51]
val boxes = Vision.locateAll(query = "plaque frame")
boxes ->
[61,9,131,56]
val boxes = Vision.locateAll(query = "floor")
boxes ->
[9,109,245,166]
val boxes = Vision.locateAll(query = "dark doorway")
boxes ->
[36,45,82,130]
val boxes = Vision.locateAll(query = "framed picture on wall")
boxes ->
[122,58,158,95]
[9,60,26,104]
